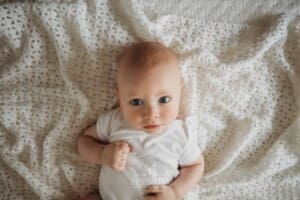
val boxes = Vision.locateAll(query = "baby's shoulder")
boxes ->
[172,115,198,139]
[99,107,122,121]
[97,107,124,133]
[174,115,198,129]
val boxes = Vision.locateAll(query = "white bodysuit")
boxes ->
[96,108,201,200]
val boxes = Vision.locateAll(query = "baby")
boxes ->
[77,42,204,200]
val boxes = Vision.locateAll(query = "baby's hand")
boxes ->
[145,185,178,200]
[101,141,132,171]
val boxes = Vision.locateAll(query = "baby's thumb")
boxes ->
[126,143,133,152]
[120,141,133,153]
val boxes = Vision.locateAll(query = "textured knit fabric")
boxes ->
[0,0,299,199]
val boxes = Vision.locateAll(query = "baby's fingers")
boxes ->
[118,141,132,153]
[145,196,157,200]
[117,162,126,171]
[146,185,165,194]
[112,151,128,171]
[112,159,126,171]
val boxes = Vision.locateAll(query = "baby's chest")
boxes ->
[109,129,186,168]
[128,136,184,170]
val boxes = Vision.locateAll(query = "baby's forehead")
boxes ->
[118,42,179,70]
[116,42,181,87]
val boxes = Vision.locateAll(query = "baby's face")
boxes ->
[117,60,182,134]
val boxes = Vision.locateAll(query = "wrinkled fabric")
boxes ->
[0,0,299,199]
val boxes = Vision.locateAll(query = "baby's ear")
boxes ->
[112,89,120,109]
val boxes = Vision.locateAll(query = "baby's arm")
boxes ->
[77,124,131,171]
[170,153,204,198]
[145,153,204,200]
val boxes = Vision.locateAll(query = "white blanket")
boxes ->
[0,0,299,199]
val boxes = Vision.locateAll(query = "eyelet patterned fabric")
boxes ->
[0,1,299,199]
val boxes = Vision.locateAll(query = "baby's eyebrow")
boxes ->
[126,90,172,98]
[156,90,171,96]
[127,94,139,98]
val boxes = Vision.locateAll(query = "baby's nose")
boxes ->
[143,107,159,120]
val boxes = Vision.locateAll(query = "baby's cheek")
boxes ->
[164,105,179,122]
[126,110,142,127]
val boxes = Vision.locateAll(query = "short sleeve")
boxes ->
[96,108,121,142]
[179,116,202,166]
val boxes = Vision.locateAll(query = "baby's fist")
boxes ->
[101,141,132,171]
[145,185,178,200]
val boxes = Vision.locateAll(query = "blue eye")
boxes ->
[130,99,143,106]
[159,96,171,103]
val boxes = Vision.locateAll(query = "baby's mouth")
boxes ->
[143,124,160,129]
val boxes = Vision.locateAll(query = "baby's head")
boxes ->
[116,42,182,134]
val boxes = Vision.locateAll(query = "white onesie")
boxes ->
[96,108,201,200]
